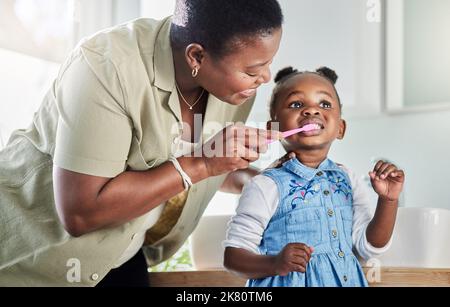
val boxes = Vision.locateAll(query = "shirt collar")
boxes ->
[153,17,176,92]
[283,157,346,181]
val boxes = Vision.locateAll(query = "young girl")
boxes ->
[223,67,405,287]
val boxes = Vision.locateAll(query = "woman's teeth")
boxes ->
[240,89,256,97]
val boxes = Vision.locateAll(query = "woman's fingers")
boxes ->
[229,125,281,153]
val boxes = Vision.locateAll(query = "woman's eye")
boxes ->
[320,101,332,109]
[246,72,258,77]
[289,101,303,109]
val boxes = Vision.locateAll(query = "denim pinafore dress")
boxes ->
[248,158,368,287]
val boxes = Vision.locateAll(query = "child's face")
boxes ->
[269,73,346,152]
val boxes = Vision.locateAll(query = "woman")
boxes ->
[0,0,283,286]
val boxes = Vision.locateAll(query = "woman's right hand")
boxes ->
[274,243,314,276]
[198,124,282,177]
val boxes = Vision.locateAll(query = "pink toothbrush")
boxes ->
[267,124,320,144]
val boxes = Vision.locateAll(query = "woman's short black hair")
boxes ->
[269,66,342,118]
[170,0,283,59]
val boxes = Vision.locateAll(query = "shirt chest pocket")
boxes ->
[285,209,322,247]
[339,207,354,247]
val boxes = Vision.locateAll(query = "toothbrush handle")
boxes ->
[266,128,305,144]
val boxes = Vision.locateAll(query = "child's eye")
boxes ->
[246,72,258,77]
[320,101,332,109]
[289,101,303,109]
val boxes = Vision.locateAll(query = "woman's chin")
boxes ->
[222,94,252,106]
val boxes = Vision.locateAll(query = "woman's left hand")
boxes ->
[369,161,405,202]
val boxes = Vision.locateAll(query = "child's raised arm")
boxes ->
[366,161,405,248]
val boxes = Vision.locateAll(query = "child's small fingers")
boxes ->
[376,163,391,178]
[294,265,307,273]
[294,244,312,257]
[373,161,384,172]
[292,256,308,266]
[391,170,405,180]
[381,165,397,179]
[396,170,405,177]
[293,251,309,261]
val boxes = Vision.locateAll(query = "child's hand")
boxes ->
[369,161,405,202]
[274,243,313,276]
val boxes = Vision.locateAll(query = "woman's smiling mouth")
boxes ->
[238,88,257,98]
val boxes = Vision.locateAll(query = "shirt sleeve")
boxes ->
[344,166,394,260]
[53,49,133,178]
[223,175,279,254]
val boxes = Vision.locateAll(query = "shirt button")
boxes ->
[332,230,338,238]
[132,233,138,240]
[338,251,345,258]
[173,136,181,145]
[316,171,324,177]
[327,209,334,217]
[324,190,330,196]
[91,273,99,281]
[343,275,348,282]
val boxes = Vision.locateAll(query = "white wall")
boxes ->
[140,0,175,20]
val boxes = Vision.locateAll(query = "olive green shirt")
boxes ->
[0,17,254,286]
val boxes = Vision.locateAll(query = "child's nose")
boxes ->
[302,107,321,117]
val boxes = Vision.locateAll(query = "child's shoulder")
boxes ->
[333,161,351,174]
[250,173,278,189]
[241,174,279,201]
[334,162,362,187]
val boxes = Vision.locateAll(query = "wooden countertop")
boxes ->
[149,268,450,287]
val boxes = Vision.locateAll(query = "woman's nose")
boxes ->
[257,67,272,85]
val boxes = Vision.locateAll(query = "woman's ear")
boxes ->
[185,43,205,70]
[337,119,347,140]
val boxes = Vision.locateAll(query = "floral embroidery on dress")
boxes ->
[328,175,352,199]
[288,179,319,209]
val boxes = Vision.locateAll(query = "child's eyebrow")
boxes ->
[317,90,334,99]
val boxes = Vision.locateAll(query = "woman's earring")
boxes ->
[192,67,199,78]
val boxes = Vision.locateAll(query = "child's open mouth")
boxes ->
[299,123,323,136]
